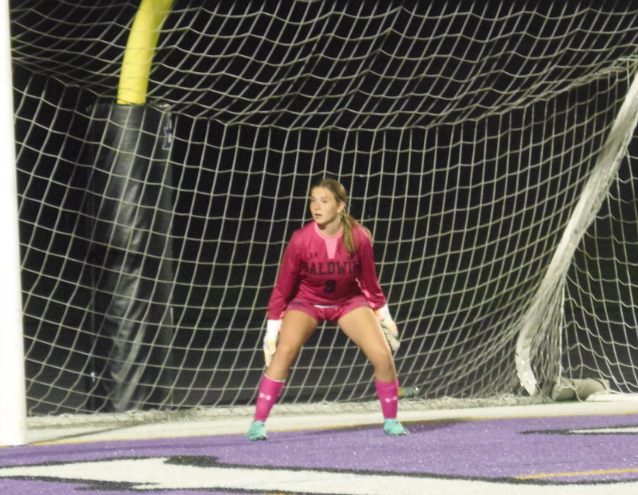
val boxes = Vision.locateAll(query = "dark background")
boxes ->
[9,0,638,414]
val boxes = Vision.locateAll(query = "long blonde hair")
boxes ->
[311,178,372,258]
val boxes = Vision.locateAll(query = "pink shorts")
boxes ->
[285,295,371,323]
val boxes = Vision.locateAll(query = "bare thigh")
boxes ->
[337,306,396,382]
[266,310,318,381]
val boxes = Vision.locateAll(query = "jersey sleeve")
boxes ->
[356,228,387,311]
[267,233,301,320]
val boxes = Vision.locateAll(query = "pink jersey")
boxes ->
[267,221,387,320]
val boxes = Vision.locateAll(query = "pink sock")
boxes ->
[254,375,285,422]
[375,378,399,419]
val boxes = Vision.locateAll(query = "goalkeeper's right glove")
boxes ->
[263,319,282,367]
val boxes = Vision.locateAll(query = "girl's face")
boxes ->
[309,187,345,229]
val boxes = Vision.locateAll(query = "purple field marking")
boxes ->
[0,413,637,494]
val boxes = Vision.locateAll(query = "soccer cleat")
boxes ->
[247,420,267,441]
[384,419,409,436]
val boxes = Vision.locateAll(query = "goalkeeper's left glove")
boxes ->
[375,304,400,352]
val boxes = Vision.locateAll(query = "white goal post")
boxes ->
[0,0,26,446]
[7,2,638,431]
[516,66,638,396]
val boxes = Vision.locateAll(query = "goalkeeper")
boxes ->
[248,178,408,441]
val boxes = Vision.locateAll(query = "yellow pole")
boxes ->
[117,0,174,105]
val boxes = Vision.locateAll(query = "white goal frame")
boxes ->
[517,65,638,396]
[0,0,26,446]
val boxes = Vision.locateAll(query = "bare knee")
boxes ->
[266,342,301,380]
[368,349,396,381]
[275,341,301,363]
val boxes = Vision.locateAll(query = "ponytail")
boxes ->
[340,211,372,259]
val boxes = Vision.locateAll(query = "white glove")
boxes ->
[375,304,400,352]
[263,319,282,367]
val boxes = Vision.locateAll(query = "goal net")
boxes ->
[562,142,638,398]
[10,1,638,418]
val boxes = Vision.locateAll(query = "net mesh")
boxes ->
[9,1,638,418]
[563,143,638,394]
